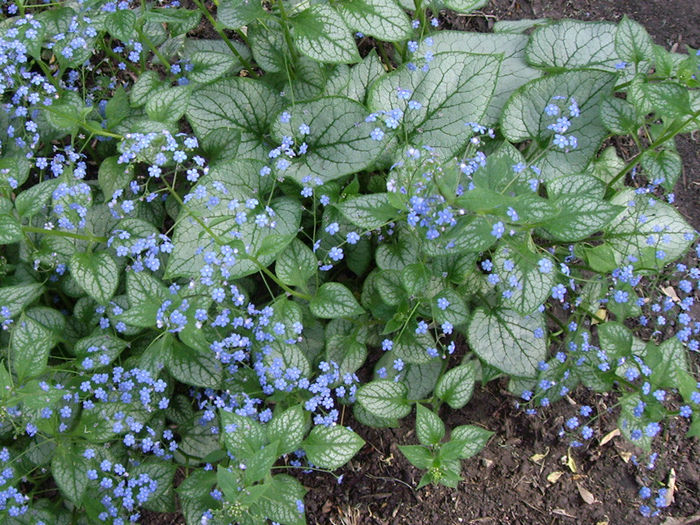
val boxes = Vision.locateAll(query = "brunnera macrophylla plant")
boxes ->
[0,0,699,521]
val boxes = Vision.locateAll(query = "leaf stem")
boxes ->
[136,24,171,72]
[191,0,259,76]
[275,0,300,64]
[605,108,700,191]
[23,226,108,244]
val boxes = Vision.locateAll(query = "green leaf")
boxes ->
[438,440,466,462]
[501,70,617,180]
[292,5,360,64]
[270,97,385,184]
[98,156,133,200]
[398,444,434,469]
[638,82,691,118]
[177,469,216,500]
[325,319,367,368]
[199,128,241,163]
[285,55,328,101]
[326,49,385,104]
[244,444,279,484]
[526,20,618,70]
[69,251,119,304]
[450,425,493,459]
[257,475,307,525]
[415,404,445,446]
[642,149,682,190]
[580,243,618,273]
[401,263,431,296]
[403,358,442,400]
[442,0,488,12]
[597,321,632,358]
[74,332,128,369]
[106,8,137,41]
[216,465,241,502]
[337,193,396,230]
[220,411,267,458]
[338,0,411,42]
[266,405,309,456]
[423,216,495,257]
[393,331,438,364]
[262,340,311,379]
[435,362,476,409]
[217,0,265,29]
[493,18,549,34]
[0,214,22,244]
[165,164,299,280]
[187,51,236,84]
[15,178,59,217]
[131,460,176,505]
[615,16,655,64]
[10,312,56,380]
[587,146,626,186]
[375,270,404,306]
[178,414,220,459]
[468,308,546,378]
[309,282,364,319]
[368,51,500,159]
[302,425,365,470]
[468,145,530,193]
[542,195,624,241]
[327,338,367,377]
[76,402,147,442]
[356,379,411,419]
[105,86,130,128]
[126,270,169,306]
[131,70,166,107]
[248,19,289,73]
[618,393,653,451]
[51,443,89,505]
[186,77,282,160]
[353,401,399,429]
[600,96,641,135]
[605,189,694,269]
[167,337,222,389]
[147,8,202,35]
[146,86,190,123]
[139,334,172,376]
[275,239,316,289]
[376,230,419,268]
[494,246,554,316]
[432,288,469,327]
[646,338,695,401]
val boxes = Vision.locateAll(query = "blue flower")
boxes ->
[437,297,450,310]
[491,222,505,239]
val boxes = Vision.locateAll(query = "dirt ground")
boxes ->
[146,1,700,524]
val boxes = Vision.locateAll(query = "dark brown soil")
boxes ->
[301,383,700,525]
[144,1,700,524]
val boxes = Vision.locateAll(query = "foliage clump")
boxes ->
[0,0,699,522]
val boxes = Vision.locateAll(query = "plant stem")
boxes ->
[191,0,259,76]
[247,253,312,300]
[275,0,299,63]
[23,226,108,244]
[377,42,393,71]
[605,108,700,191]
[136,25,171,72]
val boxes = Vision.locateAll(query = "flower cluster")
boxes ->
[0,16,57,164]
